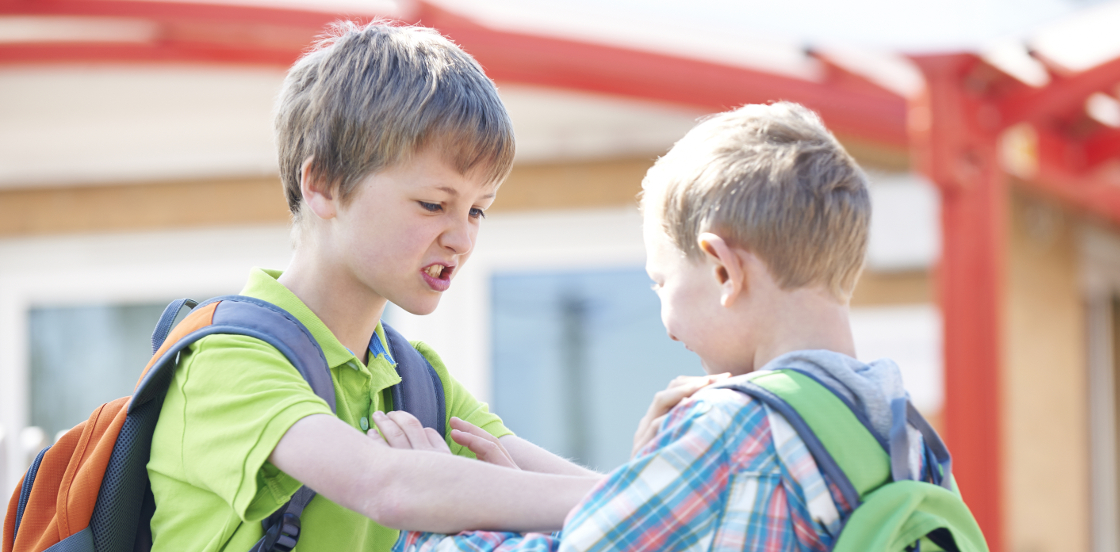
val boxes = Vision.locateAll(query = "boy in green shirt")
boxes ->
[146,21,600,551]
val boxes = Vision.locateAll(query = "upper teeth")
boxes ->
[426,265,443,278]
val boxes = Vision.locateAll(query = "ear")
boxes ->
[299,157,338,221]
[698,232,746,307]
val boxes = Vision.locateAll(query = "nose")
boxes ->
[440,217,475,256]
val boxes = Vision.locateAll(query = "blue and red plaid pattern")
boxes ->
[397,387,853,552]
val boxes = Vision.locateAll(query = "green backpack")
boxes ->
[723,369,989,552]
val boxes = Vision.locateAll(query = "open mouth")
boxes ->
[423,264,452,280]
[421,263,454,291]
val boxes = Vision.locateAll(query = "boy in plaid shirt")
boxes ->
[390,102,925,551]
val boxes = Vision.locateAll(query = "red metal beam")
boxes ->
[413,2,908,146]
[0,0,335,66]
[1083,127,1120,168]
[0,0,910,147]
[1000,54,1120,127]
[1006,123,1120,218]
[910,52,1004,552]
[0,0,337,27]
[1013,122,1120,217]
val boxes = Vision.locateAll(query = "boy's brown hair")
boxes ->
[275,21,516,224]
[641,102,870,300]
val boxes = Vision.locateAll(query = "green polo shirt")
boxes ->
[147,268,512,551]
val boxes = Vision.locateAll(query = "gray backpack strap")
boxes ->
[382,323,447,438]
[138,295,333,552]
[141,295,335,412]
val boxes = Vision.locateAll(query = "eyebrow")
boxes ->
[433,186,496,200]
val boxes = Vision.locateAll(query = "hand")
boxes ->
[632,373,730,458]
[449,417,520,469]
[368,410,451,454]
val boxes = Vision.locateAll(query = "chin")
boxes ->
[701,359,749,377]
[699,360,721,376]
[398,298,441,316]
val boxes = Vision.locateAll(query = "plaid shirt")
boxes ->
[396,386,854,552]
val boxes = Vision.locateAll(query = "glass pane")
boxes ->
[491,267,703,472]
[29,302,170,439]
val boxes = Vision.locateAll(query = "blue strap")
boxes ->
[888,396,954,490]
[907,401,954,490]
[13,446,50,538]
[720,380,863,509]
[141,296,335,552]
[150,298,198,355]
[382,323,446,438]
[143,298,448,552]
[135,296,335,413]
[890,397,912,482]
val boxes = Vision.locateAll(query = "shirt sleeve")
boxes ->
[397,531,559,552]
[162,334,335,521]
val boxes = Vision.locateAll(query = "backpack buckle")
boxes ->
[261,512,301,552]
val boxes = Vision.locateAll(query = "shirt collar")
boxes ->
[240,267,364,370]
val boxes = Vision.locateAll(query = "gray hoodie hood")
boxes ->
[758,349,907,440]
[753,349,925,478]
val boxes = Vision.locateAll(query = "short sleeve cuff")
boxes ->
[233,400,334,521]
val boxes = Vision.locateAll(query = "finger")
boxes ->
[667,375,693,388]
[666,374,713,390]
[632,413,669,458]
[424,427,451,453]
[449,417,518,467]
[647,385,700,417]
[667,375,715,399]
[366,427,388,446]
[451,429,517,469]
[449,417,496,441]
[372,411,411,449]
[385,410,432,450]
[448,414,517,468]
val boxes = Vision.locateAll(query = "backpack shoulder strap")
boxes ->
[138,295,335,412]
[724,370,987,552]
[381,323,447,438]
[6,296,336,552]
[721,369,892,507]
[143,295,335,552]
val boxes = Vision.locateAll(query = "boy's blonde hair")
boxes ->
[641,102,870,300]
[275,21,515,223]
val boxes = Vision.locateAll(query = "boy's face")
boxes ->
[330,147,496,315]
[643,214,743,375]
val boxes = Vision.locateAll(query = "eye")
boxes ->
[469,207,487,219]
[419,201,442,213]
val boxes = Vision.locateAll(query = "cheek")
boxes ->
[658,290,686,335]
[658,298,673,331]
[461,225,481,261]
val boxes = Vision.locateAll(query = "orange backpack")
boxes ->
[4,295,446,552]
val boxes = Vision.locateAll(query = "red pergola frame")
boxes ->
[5,2,1120,551]
[0,0,909,146]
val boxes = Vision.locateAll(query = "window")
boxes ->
[490,267,702,472]
[29,302,170,440]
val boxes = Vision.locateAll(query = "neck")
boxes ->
[748,287,856,372]
[279,243,386,358]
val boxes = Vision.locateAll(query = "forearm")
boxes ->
[366,450,596,532]
[270,414,596,533]
[500,435,601,477]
